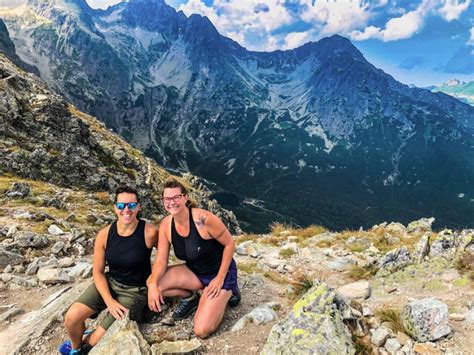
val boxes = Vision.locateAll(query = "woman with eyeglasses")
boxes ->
[147,177,240,338]
[59,186,158,355]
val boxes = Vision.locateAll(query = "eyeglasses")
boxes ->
[115,202,139,211]
[162,194,183,204]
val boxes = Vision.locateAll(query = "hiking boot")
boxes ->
[228,287,241,308]
[172,292,200,320]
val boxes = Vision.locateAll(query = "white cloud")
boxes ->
[178,0,293,51]
[350,0,436,42]
[468,27,474,45]
[284,31,310,49]
[85,0,123,10]
[300,0,370,36]
[438,0,471,21]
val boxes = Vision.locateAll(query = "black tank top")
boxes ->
[171,207,224,275]
[105,219,152,286]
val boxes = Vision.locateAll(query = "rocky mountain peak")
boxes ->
[0,19,39,75]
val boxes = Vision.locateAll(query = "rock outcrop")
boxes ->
[402,298,451,342]
[261,282,355,354]
[0,53,241,234]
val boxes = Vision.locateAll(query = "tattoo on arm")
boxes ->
[195,214,206,228]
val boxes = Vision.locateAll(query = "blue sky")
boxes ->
[86,0,474,87]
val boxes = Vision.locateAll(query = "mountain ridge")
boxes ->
[1,0,473,231]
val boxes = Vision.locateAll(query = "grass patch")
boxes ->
[352,335,372,355]
[235,234,259,246]
[263,270,290,285]
[238,261,259,274]
[348,263,379,280]
[279,248,296,259]
[270,222,328,246]
[455,251,474,281]
[375,308,406,333]
[291,273,314,299]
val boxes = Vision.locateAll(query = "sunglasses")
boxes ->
[115,202,139,211]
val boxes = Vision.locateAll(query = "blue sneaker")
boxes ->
[58,330,92,354]
[58,339,72,355]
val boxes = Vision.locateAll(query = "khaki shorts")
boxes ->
[75,275,147,330]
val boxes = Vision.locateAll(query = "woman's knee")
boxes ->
[64,303,91,327]
[64,306,81,327]
[194,323,213,339]
[193,317,218,339]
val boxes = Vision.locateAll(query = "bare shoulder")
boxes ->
[160,215,173,235]
[192,208,221,228]
[95,225,111,248]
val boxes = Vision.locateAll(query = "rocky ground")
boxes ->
[1,178,474,354]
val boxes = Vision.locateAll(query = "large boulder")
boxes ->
[413,234,430,262]
[261,282,355,354]
[5,182,31,198]
[15,232,49,248]
[429,230,456,259]
[407,218,435,234]
[401,298,451,342]
[89,316,151,355]
[376,246,412,277]
[0,282,89,354]
[336,280,371,300]
[0,248,24,269]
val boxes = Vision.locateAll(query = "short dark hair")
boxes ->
[114,185,139,203]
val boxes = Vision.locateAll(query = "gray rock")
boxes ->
[51,241,66,255]
[429,230,456,258]
[376,247,412,277]
[401,298,451,342]
[413,234,430,262]
[0,282,88,354]
[151,338,202,354]
[68,263,92,278]
[5,182,31,198]
[407,218,435,234]
[89,315,151,355]
[384,338,401,353]
[48,224,65,236]
[6,225,18,237]
[37,268,70,284]
[371,326,391,346]
[236,241,260,258]
[327,256,354,271]
[58,257,75,268]
[0,248,24,269]
[336,280,371,300]
[4,264,13,273]
[0,305,24,322]
[465,309,474,323]
[25,259,40,275]
[261,283,355,354]
[231,303,279,331]
[386,222,407,236]
[15,232,49,248]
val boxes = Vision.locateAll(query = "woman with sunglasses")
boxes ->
[147,177,240,339]
[59,186,158,355]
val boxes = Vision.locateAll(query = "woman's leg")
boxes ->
[159,264,203,296]
[193,288,232,338]
[64,303,97,349]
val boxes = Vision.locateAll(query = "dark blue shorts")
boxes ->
[195,259,238,296]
